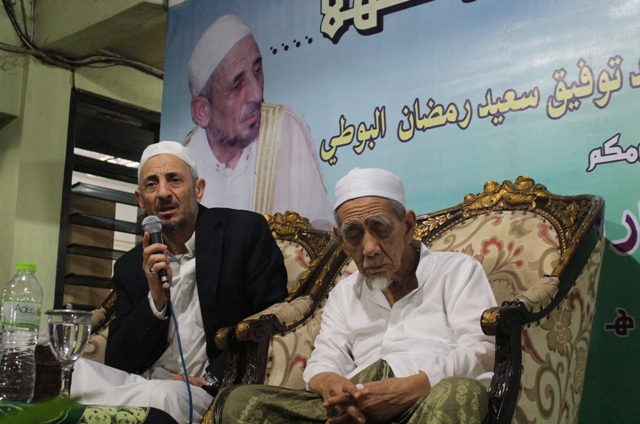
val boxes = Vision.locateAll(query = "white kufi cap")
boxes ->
[334,168,405,211]
[187,14,252,97]
[138,141,198,183]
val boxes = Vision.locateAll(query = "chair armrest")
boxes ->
[481,275,560,336]
[243,296,314,327]
[514,276,559,313]
[481,230,604,424]
[91,307,107,328]
[215,296,313,350]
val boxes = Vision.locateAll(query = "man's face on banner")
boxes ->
[208,34,264,148]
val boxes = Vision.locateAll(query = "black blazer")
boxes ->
[104,205,288,381]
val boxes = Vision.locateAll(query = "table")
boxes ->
[0,398,178,424]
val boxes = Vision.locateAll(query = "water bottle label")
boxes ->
[1,301,41,330]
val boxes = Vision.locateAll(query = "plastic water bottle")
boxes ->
[0,262,43,402]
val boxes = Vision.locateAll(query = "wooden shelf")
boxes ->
[65,273,112,289]
[71,182,138,206]
[69,212,141,234]
[55,91,159,309]
[72,154,138,185]
[67,243,127,260]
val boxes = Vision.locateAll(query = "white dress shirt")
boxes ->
[303,244,497,388]
[147,231,208,379]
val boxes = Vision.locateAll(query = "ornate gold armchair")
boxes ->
[211,176,605,424]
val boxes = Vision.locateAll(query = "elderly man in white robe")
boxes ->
[211,168,497,424]
[186,14,333,229]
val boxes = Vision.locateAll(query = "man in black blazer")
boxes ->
[71,141,288,423]
[105,204,287,383]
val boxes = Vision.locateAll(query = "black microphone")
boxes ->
[141,215,171,299]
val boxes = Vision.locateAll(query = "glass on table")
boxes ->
[45,309,92,397]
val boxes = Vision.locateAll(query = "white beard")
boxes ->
[366,276,392,291]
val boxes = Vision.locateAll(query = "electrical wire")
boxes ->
[169,299,194,424]
[0,0,164,79]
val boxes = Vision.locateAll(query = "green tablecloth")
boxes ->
[0,397,178,424]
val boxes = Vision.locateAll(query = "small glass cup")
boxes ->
[45,309,93,397]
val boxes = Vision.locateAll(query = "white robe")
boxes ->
[303,244,497,389]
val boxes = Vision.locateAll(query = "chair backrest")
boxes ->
[417,178,564,305]
[416,176,604,423]
[264,211,336,295]
[416,176,603,306]
[260,212,356,389]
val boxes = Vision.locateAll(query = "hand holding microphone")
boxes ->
[142,215,171,300]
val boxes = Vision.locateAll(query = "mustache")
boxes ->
[155,198,178,210]
[240,102,261,122]
[363,258,387,269]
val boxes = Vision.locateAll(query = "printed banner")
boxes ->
[161,1,640,421]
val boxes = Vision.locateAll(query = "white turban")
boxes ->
[138,141,198,183]
[187,14,252,97]
[333,168,405,211]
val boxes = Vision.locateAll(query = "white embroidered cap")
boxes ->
[138,141,198,183]
[187,14,252,97]
[333,168,405,211]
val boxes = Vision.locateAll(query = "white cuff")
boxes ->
[148,291,168,320]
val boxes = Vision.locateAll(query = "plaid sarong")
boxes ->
[212,360,488,424]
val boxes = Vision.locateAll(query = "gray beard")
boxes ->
[211,102,261,149]
[159,196,199,236]
[365,276,392,291]
[212,123,257,149]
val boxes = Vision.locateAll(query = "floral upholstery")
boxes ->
[81,296,115,364]
[515,238,603,423]
[276,239,312,292]
[82,325,108,364]
[258,209,568,393]
[422,206,604,423]
[428,211,561,305]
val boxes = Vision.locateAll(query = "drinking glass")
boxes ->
[45,309,92,397]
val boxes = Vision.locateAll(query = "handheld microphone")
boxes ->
[141,215,171,299]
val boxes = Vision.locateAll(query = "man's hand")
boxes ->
[352,372,431,423]
[166,374,207,387]
[309,372,366,423]
[142,231,172,311]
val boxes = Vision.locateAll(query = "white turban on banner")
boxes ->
[187,14,252,97]
[138,141,199,183]
[333,168,405,211]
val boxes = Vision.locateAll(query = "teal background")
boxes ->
[162,1,640,421]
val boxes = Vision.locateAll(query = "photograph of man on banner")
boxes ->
[184,14,333,229]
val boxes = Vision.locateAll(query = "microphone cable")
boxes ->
[168,298,194,424]
[142,216,193,423]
